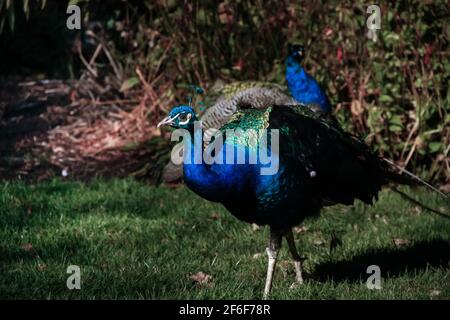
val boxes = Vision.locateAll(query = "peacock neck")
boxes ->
[285,59,331,113]
[285,60,309,98]
[182,125,229,203]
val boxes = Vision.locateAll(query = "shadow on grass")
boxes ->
[312,239,450,282]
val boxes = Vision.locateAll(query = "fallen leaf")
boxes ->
[21,243,33,252]
[253,253,263,259]
[408,206,421,215]
[175,219,187,226]
[312,232,325,246]
[313,239,324,246]
[189,271,212,287]
[393,238,410,247]
[209,212,220,220]
[37,263,47,271]
[430,290,441,297]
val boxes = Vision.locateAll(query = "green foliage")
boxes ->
[0,179,449,299]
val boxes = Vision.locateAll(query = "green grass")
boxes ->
[0,179,449,299]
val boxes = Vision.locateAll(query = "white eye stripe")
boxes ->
[169,113,181,121]
[178,113,192,125]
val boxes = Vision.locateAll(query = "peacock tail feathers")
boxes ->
[268,105,385,206]
[209,98,385,207]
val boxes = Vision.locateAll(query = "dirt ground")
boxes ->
[0,78,172,183]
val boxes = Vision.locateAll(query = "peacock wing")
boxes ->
[268,105,384,206]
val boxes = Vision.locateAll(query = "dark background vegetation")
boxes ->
[0,0,448,186]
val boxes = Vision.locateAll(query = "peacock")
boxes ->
[162,81,288,182]
[162,44,331,182]
[157,87,446,298]
[285,44,331,113]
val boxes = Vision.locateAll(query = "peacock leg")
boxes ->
[285,230,304,286]
[263,231,282,299]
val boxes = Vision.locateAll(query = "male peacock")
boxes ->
[285,44,331,113]
[157,87,436,298]
[162,82,288,182]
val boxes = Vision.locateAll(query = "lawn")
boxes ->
[0,179,449,299]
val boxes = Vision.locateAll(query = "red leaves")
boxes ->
[423,44,433,66]
[323,26,334,39]
[232,59,244,72]
[218,2,234,25]
[337,47,343,64]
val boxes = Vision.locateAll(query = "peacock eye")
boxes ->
[179,114,187,121]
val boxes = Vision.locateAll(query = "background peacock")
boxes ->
[157,87,445,298]
[162,44,331,182]
[285,44,331,113]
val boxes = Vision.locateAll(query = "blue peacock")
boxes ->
[285,44,331,113]
[162,44,331,182]
[157,86,437,298]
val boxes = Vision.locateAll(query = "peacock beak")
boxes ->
[157,114,178,128]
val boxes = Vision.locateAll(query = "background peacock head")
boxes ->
[286,44,305,65]
[157,105,198,130]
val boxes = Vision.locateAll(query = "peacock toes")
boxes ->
[285,230,305,288]
[263,230,282,299]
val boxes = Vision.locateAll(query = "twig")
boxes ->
[88,43,103,65]
[403,136,419,168]
[150,40,173,80]
[101,42,123,82]
[78,47,98,78]
[92,99,139,106]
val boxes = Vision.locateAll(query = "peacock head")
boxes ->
[157,105,198,130]
[286,44,305,65]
